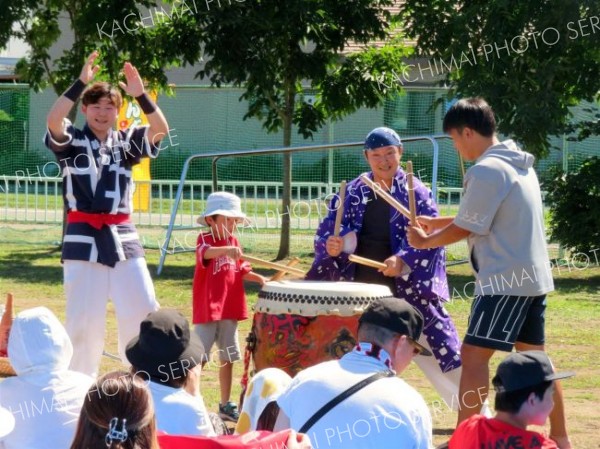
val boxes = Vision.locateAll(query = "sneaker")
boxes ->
[219,401,239,422]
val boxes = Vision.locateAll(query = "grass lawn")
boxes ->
[0,223,598,447]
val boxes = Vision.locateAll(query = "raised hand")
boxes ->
[80,51,101,84]
[118,62,144,97]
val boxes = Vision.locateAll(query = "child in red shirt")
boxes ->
[192,192,266,422]
[449,351,574,449]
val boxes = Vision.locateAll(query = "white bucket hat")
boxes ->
[197,191,248,226]
[0,405,15,438]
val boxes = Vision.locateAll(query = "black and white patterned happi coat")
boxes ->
[45,120,160,267]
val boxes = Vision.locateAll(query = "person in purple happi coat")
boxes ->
[306,127,464,409]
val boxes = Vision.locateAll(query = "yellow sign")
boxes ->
[118,93,157,212]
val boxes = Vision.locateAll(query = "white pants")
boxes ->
[413,334,462,411]
[63,258,159,377]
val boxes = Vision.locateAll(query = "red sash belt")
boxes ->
[67,211,131,229]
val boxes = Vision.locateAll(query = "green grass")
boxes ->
[0,224,598,446]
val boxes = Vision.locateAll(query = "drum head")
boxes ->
[255,280,394,317]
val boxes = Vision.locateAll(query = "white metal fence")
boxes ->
[0,174,465,226]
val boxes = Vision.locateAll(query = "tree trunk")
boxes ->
[275,85,294,261]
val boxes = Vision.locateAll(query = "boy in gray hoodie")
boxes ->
[407,98,571,449]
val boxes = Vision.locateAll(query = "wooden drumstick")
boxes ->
[333,180,347,237]
[348,254,387,270]
[360,175,411,220]
[406,161,417,224]
[243,255,306,276]
[269,257,301,281]
[0,293,13,356]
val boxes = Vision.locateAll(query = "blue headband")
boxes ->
[364,127,402,150]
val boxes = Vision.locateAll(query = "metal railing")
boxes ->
[157,136,442,274]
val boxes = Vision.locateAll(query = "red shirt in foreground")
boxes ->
[450,415,557,449]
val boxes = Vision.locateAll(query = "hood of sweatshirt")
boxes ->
[477,139,535,171]
[8,306,73,380]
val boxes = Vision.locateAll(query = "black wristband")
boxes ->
[63,79,86,102]
[135,93,157,115]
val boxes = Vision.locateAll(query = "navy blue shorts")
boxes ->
[464,294,546,352]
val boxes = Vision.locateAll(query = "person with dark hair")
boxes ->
[441,97,497,138]
[73,371,314,449]
[408,98,571,448]
[70,371,159,449]
[449,351,574,449]
[125,309,215,436]
[45,51,170,377]
[306,126,463,410]
[274,297,432,449]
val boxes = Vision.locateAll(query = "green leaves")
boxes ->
[3,0,190,96]
[402,0,600,157]
[192,0,407,139]
[545,157,600,254]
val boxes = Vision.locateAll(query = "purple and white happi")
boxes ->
[306,169,461,372]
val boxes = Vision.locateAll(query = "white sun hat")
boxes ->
[197,191,248,226]
[0,405,15,438]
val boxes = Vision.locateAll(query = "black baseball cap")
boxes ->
[359,297,432,356]
[492,350,575,393]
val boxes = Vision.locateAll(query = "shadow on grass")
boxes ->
[0,247,63,284]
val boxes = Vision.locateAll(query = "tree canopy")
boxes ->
[401,0,600,157]
[2,0,412,259]
[186,0,411,258]
[0,0,194,96]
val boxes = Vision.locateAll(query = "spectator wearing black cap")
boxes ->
[449,351,574,449]
[306,126,463,410]
[125,309,215,436]
[274,297,432,449]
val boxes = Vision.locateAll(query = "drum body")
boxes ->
[250,281,394,376]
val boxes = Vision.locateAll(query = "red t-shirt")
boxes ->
[192,233,252,324]
[158,429,294,449]
[450,415,558,449]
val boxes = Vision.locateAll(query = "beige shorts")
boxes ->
[193,320,241,363]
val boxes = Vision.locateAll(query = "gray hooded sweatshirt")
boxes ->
[454,139,554,296]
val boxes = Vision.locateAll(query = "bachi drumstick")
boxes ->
[348,254,387,270]
[333,180,347,237]
[406,161,417,224]
[359,175,411,220]
[243,255,306,276]
[269,257,301,281]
